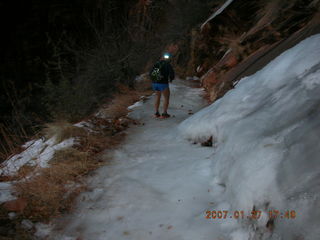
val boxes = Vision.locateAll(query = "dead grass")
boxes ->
[50,147,89,165]
[14,147,95,221]
[105,93,140,118]
[16,165,36,180]
[43,121,88,143]
[77,132,126,154]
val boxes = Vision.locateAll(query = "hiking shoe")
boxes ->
[154,112,161,118]
[161,112,171,118]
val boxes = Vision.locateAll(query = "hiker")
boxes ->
[149,53,175,118]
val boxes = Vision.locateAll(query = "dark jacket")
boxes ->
[149,60,175,84]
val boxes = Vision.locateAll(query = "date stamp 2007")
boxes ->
[205,210,296,220]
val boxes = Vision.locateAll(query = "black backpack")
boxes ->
[150,61,165,83]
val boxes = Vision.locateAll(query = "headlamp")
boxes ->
[163,53,170,59]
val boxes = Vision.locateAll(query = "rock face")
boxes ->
[185,0,320,102]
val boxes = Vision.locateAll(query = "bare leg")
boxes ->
[154,91,161,113]
[162,87,170,113]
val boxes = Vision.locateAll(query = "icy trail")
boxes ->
[53,80,223,240]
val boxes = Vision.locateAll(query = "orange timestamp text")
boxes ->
[205,210,296,220]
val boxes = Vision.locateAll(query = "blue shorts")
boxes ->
[152,83,169,91]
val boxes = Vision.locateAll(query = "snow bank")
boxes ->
[179,34,320,239]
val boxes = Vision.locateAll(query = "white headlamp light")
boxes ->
[164,54,170,59]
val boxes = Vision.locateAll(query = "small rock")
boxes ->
[3,198,27,212]
[118,117,130,127]
[201,137,213,147]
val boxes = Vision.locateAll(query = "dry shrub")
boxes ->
[43,121,87,143]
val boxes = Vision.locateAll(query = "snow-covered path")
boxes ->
[53,80,222,240]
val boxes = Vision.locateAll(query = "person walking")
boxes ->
[149,53,175,118]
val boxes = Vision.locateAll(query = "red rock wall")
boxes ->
[188,0,320,102]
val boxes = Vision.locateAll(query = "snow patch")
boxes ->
[128,100,143,110]
[0,182,15,203]
[34,223,53,239]
[74,121,95,132]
